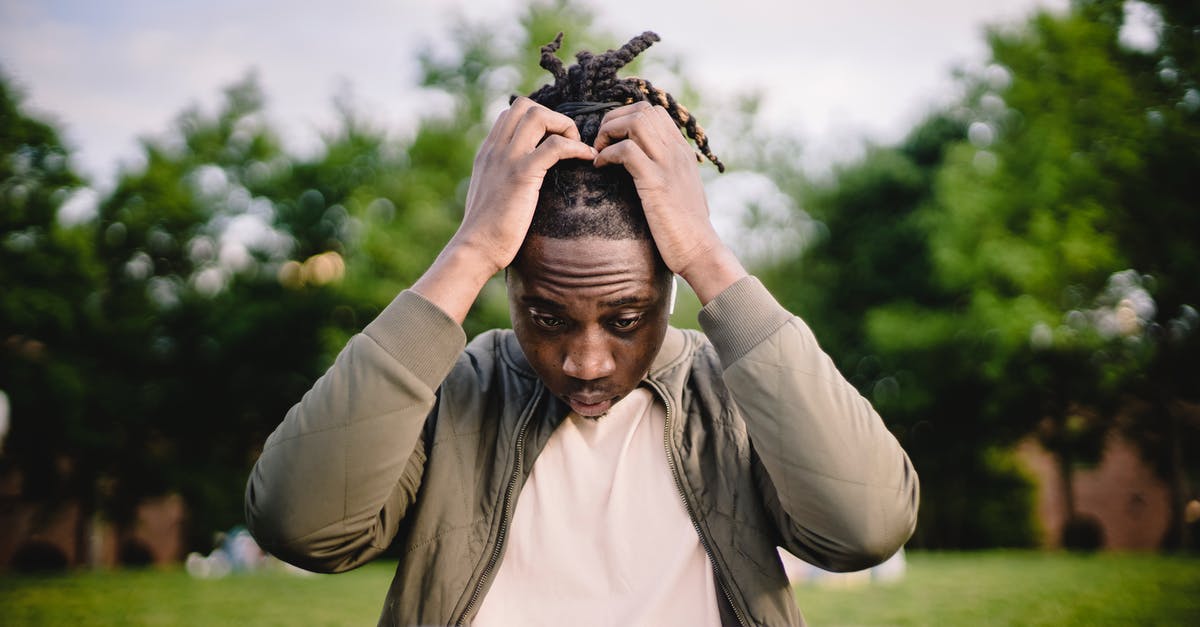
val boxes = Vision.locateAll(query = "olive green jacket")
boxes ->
[245,276,919,626]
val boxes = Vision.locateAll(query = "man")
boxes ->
[245,32,918,626]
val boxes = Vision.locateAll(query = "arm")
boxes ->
[244,291,463,572]
[594,103,918,570]
[244,98,594,571]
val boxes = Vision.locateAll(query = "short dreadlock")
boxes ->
[524,31,723,170]
[521,31,722,245]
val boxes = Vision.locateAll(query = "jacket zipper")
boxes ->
[650,381,749,627]
[456,407,534,625]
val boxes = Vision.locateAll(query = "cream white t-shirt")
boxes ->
[473,387,721,626]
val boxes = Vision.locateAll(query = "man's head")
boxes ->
[506,31,719,417]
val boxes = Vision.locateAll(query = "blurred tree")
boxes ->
[756,0,1200,551]
[0,70,99,556]
[928,0,1200,549]
[912,2,1137,544]
[1102,0,1200,551]
[89,75,349,549]
[827,0,1199,549]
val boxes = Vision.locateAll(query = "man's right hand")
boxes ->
[412,98,595,323]
[456,97,597,274]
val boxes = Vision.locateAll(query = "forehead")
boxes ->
[510,236,663,305]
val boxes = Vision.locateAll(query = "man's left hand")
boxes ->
[592,102,747,304]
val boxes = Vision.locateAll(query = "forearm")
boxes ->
[699,277,919,570]
[244,290,466,571]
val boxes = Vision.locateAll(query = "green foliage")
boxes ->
[0,71,98,504]
[88,75,347,543]
[924,0,1200,547]
[757,0,1200,550]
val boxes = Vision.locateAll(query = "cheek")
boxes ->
[616,338,653,368]
[516,335,571,390]
[615,328,663,376]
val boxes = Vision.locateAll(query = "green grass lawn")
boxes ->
[1,551,1197,626]
[794,551,1200,626]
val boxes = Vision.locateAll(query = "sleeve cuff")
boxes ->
[697,275,793,368]
[362,289,467,389]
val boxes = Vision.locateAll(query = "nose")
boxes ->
[561,328,616,381]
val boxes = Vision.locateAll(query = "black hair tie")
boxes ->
[554,101,624,116]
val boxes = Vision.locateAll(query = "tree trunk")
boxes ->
[1057,446,1076,531]
[1165,400,1193,552]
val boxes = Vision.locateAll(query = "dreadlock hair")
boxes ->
[524,31,723,169]
[519,31,723,246]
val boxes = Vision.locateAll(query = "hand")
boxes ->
[413,98,596,323]
[454,97,597,275]
[593,102,746,303]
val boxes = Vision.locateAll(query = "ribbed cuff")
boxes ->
[698,275,792,368]
[363,290,467,389]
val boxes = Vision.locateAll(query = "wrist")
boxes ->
[444,234,506,278]
[411,241,500,324]
[678,242,747,305]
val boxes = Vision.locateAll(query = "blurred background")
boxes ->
[2,0,1198,624]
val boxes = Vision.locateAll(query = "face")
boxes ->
[507,235,671,417]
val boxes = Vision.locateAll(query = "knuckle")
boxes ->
[524,103,550,119]
[540,134,568,150]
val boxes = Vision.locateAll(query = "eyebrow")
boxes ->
[601,295,652,308]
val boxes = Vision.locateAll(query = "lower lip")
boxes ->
[568,397,613,416]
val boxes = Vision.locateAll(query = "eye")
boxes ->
[531,313,565,329]
[609,315,643,331]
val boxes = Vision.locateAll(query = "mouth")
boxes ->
[565,394,616,417]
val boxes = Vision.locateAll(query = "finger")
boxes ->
[482,108,511,147]
[510,103,582,151]
[525,134,598,172]
[647,105,695,155]
[593,109,670,157]
[490,97,538,144]
[593,139,656,181]
[599,101,653,127]
[593,103,653,152]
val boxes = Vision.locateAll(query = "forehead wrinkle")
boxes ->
[524,254,649,280]
[512,235,663,310]
[524,275,653,306]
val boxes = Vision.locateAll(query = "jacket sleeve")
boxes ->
[698,276,919,572]
[244,290,465,573]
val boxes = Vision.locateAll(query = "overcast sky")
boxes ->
[0,0,1067,187]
